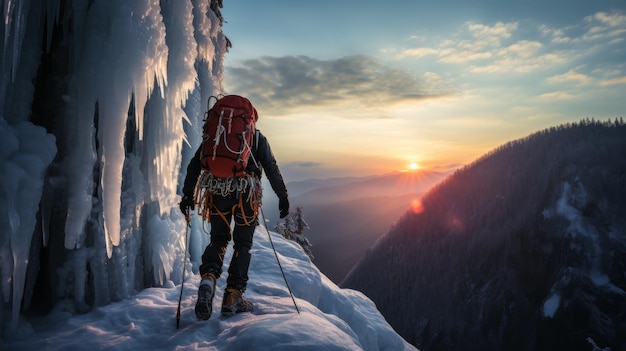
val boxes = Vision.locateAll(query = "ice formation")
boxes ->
[1,0,227,333]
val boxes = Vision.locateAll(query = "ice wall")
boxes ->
[0,118,56,336]
[0,0,227,334]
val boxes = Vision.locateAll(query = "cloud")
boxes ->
[599,76,626,86]
[396,47,439,59]
[224,55,449,117]
[397,11,626,75]
[398,21,570,73]
[543,10,626,44]
[545,69,593,85]
[536,91,575,101]
[467,21,518,44]
[588,11,626,28]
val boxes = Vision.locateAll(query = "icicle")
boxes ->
[3,0,16,77]
[44,0,62,52]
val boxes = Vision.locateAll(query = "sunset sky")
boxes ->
[221,1,626,181]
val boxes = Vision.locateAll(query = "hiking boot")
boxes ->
[195,273,216,320]
[221,287,253,317]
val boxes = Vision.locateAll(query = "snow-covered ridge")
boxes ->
[4,226,416,351]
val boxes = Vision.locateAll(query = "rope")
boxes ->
[260,207,300,314]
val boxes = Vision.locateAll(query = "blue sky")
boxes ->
[221,1,626,181]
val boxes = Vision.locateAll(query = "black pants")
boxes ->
[199,190,257,291]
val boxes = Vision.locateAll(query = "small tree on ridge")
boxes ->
[274,206,314,260]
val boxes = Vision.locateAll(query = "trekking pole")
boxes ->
[260,207,300,314]
[176,210,191,329]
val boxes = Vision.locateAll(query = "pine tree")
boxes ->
[274,206,314,260]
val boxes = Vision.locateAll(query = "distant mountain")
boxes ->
[260,174,381,223]
[262,171,452,283]
[286,175,379,197]
[295,170,450,204]
[293,170,450,283]
[297,192,425,283]
[341,120,626,351]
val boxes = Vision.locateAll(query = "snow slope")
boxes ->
[4,224,416,351]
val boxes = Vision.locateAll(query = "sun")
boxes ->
[408,162,420,170]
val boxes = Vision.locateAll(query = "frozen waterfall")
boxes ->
[0,0,227,334]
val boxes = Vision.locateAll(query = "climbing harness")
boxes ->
[192,171,262,232]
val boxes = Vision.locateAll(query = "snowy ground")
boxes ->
[3,225,416,351]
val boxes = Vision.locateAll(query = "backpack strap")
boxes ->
[246,130,260,169]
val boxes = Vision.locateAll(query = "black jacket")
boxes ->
[182,130,288,200]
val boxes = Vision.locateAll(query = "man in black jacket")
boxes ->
[179,130,289,320]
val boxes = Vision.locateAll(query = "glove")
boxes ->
[279,196,290,218]
[179,194,194,216]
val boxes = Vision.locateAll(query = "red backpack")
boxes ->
[201,95,258,178]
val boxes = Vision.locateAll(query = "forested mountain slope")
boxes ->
[341,120,626,351]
